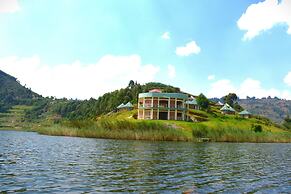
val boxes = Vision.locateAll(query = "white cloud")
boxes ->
[208,75,215,81]
[0,55,160,99]
[238,78,281,98]
[175,41,201,56]
[237,0,291,40]
[0,0,20,13]
[207,79,236,98]
[167,64,176,79]
[284,71,291,86]
[207,77,291,99]
[161,32,170,40]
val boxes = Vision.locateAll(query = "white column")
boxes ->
[143,98,145,119]
[168,98,170,120]
[175,98,177,120]
[183,99,185,120]
[151,97,153,119]
[157,97,160,120]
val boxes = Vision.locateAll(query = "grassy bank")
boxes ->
[32,109,291,142]
[36,119,191,141]
[1,108,290,143]
[191,123,290,143]
[33,118,291,143]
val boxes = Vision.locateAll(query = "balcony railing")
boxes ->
[139,104,186,110]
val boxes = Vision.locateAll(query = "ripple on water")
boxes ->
[0,131,290,193]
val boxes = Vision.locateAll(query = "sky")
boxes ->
[0,0,291,99]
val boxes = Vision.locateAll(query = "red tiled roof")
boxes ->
[149,89,162,93]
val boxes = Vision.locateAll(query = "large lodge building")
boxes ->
[137,89,194,121]
[126,89,248,121]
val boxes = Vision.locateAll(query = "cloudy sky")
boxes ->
[0,0,291,99]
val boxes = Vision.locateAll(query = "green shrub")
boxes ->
[252,124,263,133]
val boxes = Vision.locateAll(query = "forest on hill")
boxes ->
[23,81,181,121]
[0,70,40,112]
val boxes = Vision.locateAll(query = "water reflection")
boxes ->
[0,131,290,193]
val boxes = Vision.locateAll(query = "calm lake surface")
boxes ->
[0,130,290,193]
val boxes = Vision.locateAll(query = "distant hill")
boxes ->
[238,98,291,123]
[0,70,40,112]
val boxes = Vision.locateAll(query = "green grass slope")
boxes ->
[35,106,291,143]
[0,105,33,130]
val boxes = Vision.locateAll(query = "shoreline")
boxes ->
[1,128,291,144]
[1,119,290,143]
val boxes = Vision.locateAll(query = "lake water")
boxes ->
[0,130,290,193]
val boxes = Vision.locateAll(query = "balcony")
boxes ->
[159,104,168,108]
[139,104,186,111]
[144,103,152,108]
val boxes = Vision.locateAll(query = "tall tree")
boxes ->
[222,93,238,106]
[128,80,135,89]
[196,93,209,110]
[222,93,243,111]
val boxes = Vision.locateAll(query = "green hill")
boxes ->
[0,70,40,112]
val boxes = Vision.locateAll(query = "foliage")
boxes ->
[222,93,238,106]
[0,70,182,121]
[0,70,40,112]
[25,81,181,121]
[196,93,209,110]
[222,93,243,111]
[252,124,263,133]
[283,115,291,129]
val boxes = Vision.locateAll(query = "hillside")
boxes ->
[0,69,290,125]
[239,98,291,123]
[0,70,40,112]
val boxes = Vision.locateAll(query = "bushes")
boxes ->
[196,93,210,110]
[252,124,263,133]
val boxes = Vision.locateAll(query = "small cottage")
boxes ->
[185,97,199,110]
[215,101,224,107]
[220,103,236,115]
[117,102,134,111]
[117,103,125,109]
[239,110,252,118]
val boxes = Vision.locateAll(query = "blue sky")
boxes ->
[0,0,291,99]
